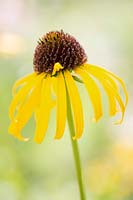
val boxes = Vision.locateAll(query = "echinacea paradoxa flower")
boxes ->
[9,30,128,143]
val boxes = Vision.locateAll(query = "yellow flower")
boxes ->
[8,30,128,143]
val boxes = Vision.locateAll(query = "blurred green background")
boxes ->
[0,0,132,199]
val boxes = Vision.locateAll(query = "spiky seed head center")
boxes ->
[33,30,87,74]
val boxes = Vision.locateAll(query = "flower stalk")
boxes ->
[66,83,86,200]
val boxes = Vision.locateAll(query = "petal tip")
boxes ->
[34,137,43,144]
[92,114,102,122]
[54,135,62,140]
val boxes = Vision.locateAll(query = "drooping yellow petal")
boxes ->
[83,65,125,123]
[84,63,128,107]
[8,122,29,141]
[83,67,118,116]
[101,80,125,124]
[74,67,103,121]
[9,73,44,140]
[83,64,127,121]
[14,74,44,125]
[9,76,38,120]
[34,75,52,143]
[64,70,84,139]
[34,78,56,124]
[51,76,57,95]
[54,72,67,139]
[105,91,117,116]
[107,70,128,107]
[13,72,36,95]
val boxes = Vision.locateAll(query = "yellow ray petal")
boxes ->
[34,76,52,143]
[107,70,128,107]
[34,100,56,126]
[14,74,44,126]
[8,122,29,141]
[54,72,67,139]
[13,72,36,95]
[34,77,56,124]
[101,80,125,124]
[74,67,103,122]
[95,77,117,116]
[51,76,57,95]
[9,73,44,140]
[83,64,125,122]
[105,92,117,116]
[9,76,38,120]
[84,63,128,107]
[64,70,84,139]
[83,65,125,123]
[84,67,118,116]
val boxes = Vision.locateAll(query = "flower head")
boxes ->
[9,30,128,143]
[33,30,87,73]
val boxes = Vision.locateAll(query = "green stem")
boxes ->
[66,88,86,200]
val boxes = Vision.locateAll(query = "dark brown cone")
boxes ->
[33,30,87,74]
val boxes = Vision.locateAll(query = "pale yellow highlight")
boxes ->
[52,62,64,76]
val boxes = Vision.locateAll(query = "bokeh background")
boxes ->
[0,0,133,199]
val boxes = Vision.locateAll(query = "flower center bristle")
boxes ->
[33,30,87,74]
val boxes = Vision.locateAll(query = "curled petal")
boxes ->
[83,67,118,116]
[52,62,64,76]
[9,76,38,120]
[102,80,125,124]
[83,64,125,123]
[8,122,29,141]
[13,72,36,95]
[83,63,128,107]
[9,73,44,140]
